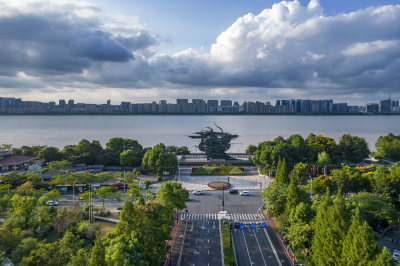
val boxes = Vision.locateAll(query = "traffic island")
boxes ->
[207,181,232,189]
[220,219,236,265]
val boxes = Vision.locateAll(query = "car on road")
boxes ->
[229,189,238,194]
[193,190,203,195]
[240,191,250,196]
[232,220,240,228]
[46,200,59,206]
[393,250,400,261]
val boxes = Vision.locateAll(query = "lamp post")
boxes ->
[72,180,77,209]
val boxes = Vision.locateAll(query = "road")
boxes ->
[232,224,284,266]
[180,220,222,266]
[186,189,264,214]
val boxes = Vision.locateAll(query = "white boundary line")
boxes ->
[231,228,238,265]
[263,228,282,266]
[242,229,252,265]
[177,221,189,266]
[253,229,267,265]
[219,220,224,266]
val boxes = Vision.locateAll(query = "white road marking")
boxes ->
[253,229,267,266]
[242,228,253,265]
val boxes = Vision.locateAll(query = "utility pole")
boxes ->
[222,185,225,212]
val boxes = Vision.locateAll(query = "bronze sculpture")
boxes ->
[189,123,238,159]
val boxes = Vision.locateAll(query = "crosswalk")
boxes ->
[179,213,266,221]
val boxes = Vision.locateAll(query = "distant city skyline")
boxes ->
[1,96,399,114]
[0,0,399,104]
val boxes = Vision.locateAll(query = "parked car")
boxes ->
[193,190,203,195]
[240,191,250,196]
[393,250,400,261]
[46,200,59,206]
[232,220,240,228]
[229,189,238,194]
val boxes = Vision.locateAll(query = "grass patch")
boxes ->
[96,221,116,237]
[220,219,236,266]
[192,164,245,175]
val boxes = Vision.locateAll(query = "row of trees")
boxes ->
[6,138,188,169]
[262,160,400,264]
[1,174,189,265]
[252,134,370,172]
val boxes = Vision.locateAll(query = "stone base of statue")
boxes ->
[178,153,254,165]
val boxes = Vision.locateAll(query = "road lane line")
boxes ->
[242,228,253,265]
[177,221,189,266]
[218,220,224,266]
[253,229,267,266]
[263,228,282,266]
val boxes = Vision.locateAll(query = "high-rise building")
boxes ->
[177,99,189,105]
[159,100,167,113]
[366,103,379,113]
[59,99,66,108]
[380,99,391,113]
[107,99,111,106]
[207,100,218,112]
[68,100,74,109]
[121,102,130,112]
[220,100,232,106]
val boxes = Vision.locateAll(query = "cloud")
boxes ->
[0,0,399,102]
[0,0,156,77]
[152,0,400,97]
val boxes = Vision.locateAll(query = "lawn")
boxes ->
[220,219,236,265]
[191,164,245,175]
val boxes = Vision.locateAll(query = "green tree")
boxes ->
[317,151,330,166]
[349,192,397,230]
[375,133,400,161]
[141,143,178,175]
[89,233,106,266]
[276,158,289,184]
[0,172,27,187]
[290,162,307,184]
[157,181,189,210]
[339,134,370,163]
[311,175,334,195]
[95,186,112,208]
[120,149,142,167]
[69,248,89,266]
[286,176,302,213]
[48,160,72,172]
[10,237,38,264]
[38,146,64,162]
[6,194,37,229]
[341,209,380,265]
[73,139,104,165]
[312,193,351,266]
[261,181,288,217]
[372,247,393,266]
[246,144,257,154]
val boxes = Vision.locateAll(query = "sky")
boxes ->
[0,0,399,105]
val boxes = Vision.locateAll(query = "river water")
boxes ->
[0,115,399,151]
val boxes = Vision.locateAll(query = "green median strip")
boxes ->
[220,219,236,266]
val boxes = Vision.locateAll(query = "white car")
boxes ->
[240,191,250,196]
[46,200,59,206]
[192,190,203,195]
[393,250,400,261]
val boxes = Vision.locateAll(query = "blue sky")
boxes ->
[0,0,399,104]
[93,0,399,53]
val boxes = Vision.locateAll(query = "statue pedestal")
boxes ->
[178,153,254,166]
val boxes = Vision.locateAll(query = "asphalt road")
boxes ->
[232,224,281,266]
[180,220,222,266]
[186,189,264,214]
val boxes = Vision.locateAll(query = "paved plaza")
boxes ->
[177,167,273,191]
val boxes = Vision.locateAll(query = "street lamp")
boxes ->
[72,180,77,209]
